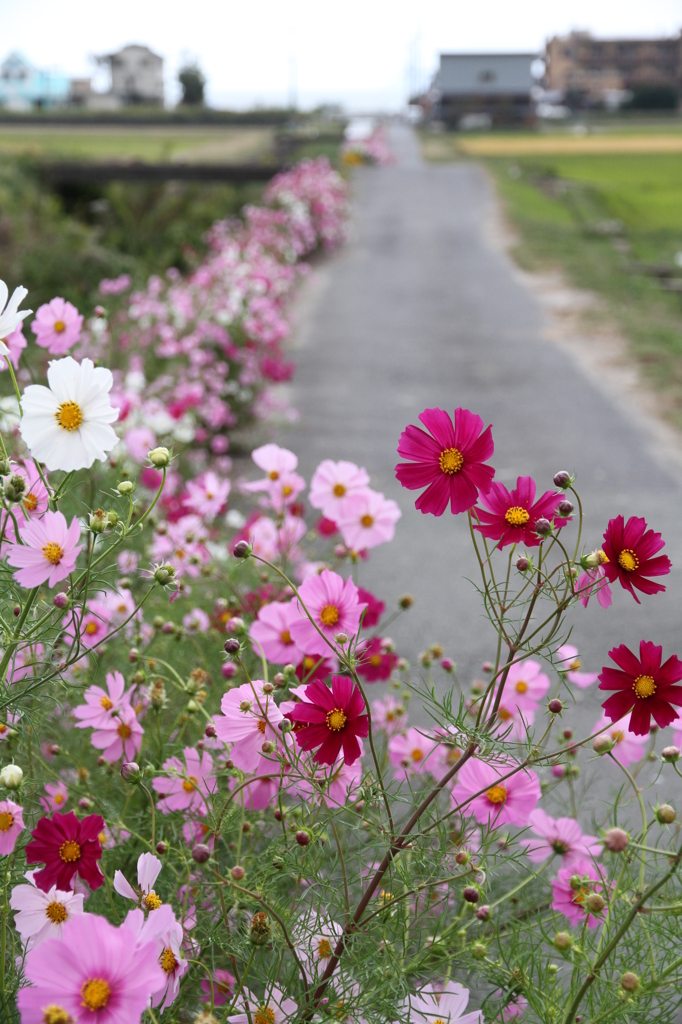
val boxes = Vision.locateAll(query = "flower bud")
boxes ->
[662,745,681,763]
[558,499,574,516]
[476,905,490,921]
[161,621,175,635]
[603,827,629,852]
[0,458,10,476]
[230,865,245,880]
[621,972,639,992]
[262,682,274,694]
[553,471,571,489]
[78,797,93,810]
[548,699,563,714]
[516,556,529,572]
[583,548,609,569]
[53,592,69,609]
[89,509,107,534]
[222,662,237,679]
[117,480,135,495]
[296,830,311,846]
[148,446,171,468]
[585,892,606,914]
[592,735,614,755]
[0,764,22,789]
[250,911,271,945]
[192,843,211,864]
[261,741,274,754]
[420,651,433,667]
[535,517,552,537]
[128,648,139,663]
[334,632,349,645]
[656,803,676,824]
[463,886,479,904]
[562,728,573,739]
[205,724,216,738]
[553,931,572,950]
[224,638,240,654]
[153,564,176,586]
[471,941,487,959]
[3,475,26,502]
[232,540,252,559]
[156,841,167,855]
[455,850,469,865]
[552,764,566,778]
[398,594,414,609]
[441,658,455,673]
[106,510,119,527]
[569,874,583,891]
[229,617,246,634]
[121,762,141,782]
[273,672,286,687]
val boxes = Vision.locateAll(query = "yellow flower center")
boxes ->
[596,549,609,565]
[100,696,113,710]
[268,470,279,480]
[55,401,83,432]
[633,674,656,699]
[498,708,512,721]
[439,447,464,474]
[41,542,64,566]
[486,784,507,805]
[80,978,111,1010]
[282,485,293,497]
[333,483,346,497]
[85,622,98,635]
[618,549,639,572]
[318,938,332,959]
[304,656,316,670]
[53,320,67,334]
[42,1008,72,1024]
[320,604,340,627]
[117,722,131,739]
[360,514,374,528]
[54,793,64,805]
[98,831,106,844]
[24,492,38,512]
[144,892,162,911]
[59,840,81,863]
[435,1020,447,1024]
[45,900,68,924]
[569,659,581,670]
[160,946,178,973]
[612,730,624,743]
[369,654,382,666]
[515,680,528,693]
[254,1007,276,1024]
[411,748,423,761]
[505,506,530,527]
[0,811,13,832]
[280,630,292,645]
[182,775,198,793]
[326,708,347,732]
[0,724,6,734]
[257,719,267,734]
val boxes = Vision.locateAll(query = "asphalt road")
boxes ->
[282,125,682,754]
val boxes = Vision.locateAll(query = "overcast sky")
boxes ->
[3,0,681,110]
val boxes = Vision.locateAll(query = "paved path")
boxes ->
[282,125,682,737]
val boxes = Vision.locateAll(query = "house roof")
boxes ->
[434,53,538,95]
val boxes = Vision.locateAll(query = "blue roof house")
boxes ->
[0,52,70,109]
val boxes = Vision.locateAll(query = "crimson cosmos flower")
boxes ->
[288,675,369,766]
[599,641,682,735]
[395,407,494,516]
[473,476,564,548]
[356,637,398,682]
[601,515,671,604]
[25,811,105,892]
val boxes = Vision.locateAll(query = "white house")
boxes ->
[98,45,164,106]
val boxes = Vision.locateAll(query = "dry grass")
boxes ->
[457,134,682,156]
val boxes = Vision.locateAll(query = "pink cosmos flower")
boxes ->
[90,704,143,762]
[242,443,299,493]
[10,873,84,949]
[497,993,528,1021]
[289,569,367,656]
[229,774,281,810]
[125,903,188,1011]
[519,809,602,868]
[494,702,535,742]
[556,645,598,688]
[185,471,231,520]
[473,476,564,548]
[373,695,408,735]
[389,728,438,777]
[32,296,83,355]
[0,798,24,855]
[153,747,215,814]
[296,918,344,979]
[592,714,648,766]
[309,459,371,519]
[214,681,285,773]
[40,781,69,814]
[577,567,612,609]
[62,599,112,649]
[336,489,401,550]
[357,637,398,681]
[73,670,131,731]
[504,659,550,712]
[402,980,483,1024]
[183,607,211,634]
[250,599,305,664]
[200,968,236,1007]
[395,407,495,516]
[0,323,27,370]
[17,911,165,1022]
[455,757,541,827]
[6,510,82,588]
[263,470,307,512]
[295,751,364,807]
[14,462,50,519]
[114,852,163,909]
[552,858,605,929]
[227,985,298,1024]
[151,514,209,578]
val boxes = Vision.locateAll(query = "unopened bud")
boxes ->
[441,658,455,673]
[117,480,135,495]
[476,905,490,921]
[261,741,274,754]
[262,682,274,694]
[192,843,211,864]
[558,500,574,516]
[78,797,93,810]
[273,672,286,687]
[593,735,614,755]
[3,475,26,501]
[230,617,246,634]
[53,592,69,609]
[128,648,139,663]
[0,764,23,789]
[153,564,176,586]
[148,446,171,468]
[463,886,479,904]
[553,471,571,489]
[398,594,414,609]
[205,724,216,738]
[662,745,681,763]
[120,762,141,782]
[602,827,628,852]
[569,874,583,891]
[221,662,237,679]
[535,517,552,537]
[621,972,639,992]
[89,510,107,534]
[554,932,572,950]
[455,850,469,865]
[471,941,487,959]
[548,699,563,714]
[334,632,349,645]
[296,830,311,846]
[516,556,529,572]
[0,458,10,476]
[230,865,245,880]
[656,803,676,824]
[585,892,606,914]
[233,540,251,559]
[156,841,167,855]
[224,638,240,654]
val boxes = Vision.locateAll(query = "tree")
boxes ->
[178,63,206,106]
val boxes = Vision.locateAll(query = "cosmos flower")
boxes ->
[289,569,367,657]
[25,811,105,892]
[388,728,438,777]
[227,985,298,1024]
[556,645,598,688]
[19,356,119,472]
[6,510,82,589]
[40,781,69,815]
[473,476,564,548]
[401,981,483,1024]
[0,279,31,354]
[309,459,371,519]
[214,681,285,773]
[455,757,541,828]
[519,809,602,868]
[153,747,215,814]
[0,323,27,370]
[503,659,550,712]
[356,587,384,628]
[372,695,408,735]
[200,968,236,1007]
[185,470,231,520]
[10,873,84,950]
[32,297,83,355]
[73,671,131,731]
[601,515,671,604]
[552,858,605,929]
[250,599,305,664]
[242,443,299,493]
[90,703,143,763]
[592,714,649,766]
[395,407,494,516]
[114,852,164,911]
[125,903,188,1011]
[599,640,682,735]
[0,798,24,855]
[288,675,368,767]
[356,637,398,682]
[336,489,401,550]
[296,918,344,979]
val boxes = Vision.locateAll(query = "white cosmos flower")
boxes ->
[0,279,31,357]
[10,872,84,949]
[114,851,163,909]
[19,356,119,471]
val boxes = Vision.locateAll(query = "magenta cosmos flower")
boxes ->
[32,296,83,355]
[599,640,682,735]
[250,599,305,664]
[519,809,602,869]
[288,676,369,766]
[357,637,398,681]
[356,586,384,627]
[25,811,105,892]
[309,459,371,519]
[200,968,236,1007]
[552,858,605,929]
[152,746,214,814]
[6,510,82,588]
[289,569,367,656]
[395,407,494,516]
[601,515,671,603]
[214,681,285,773]
[17,911,165,1023]
[0,798,24,855]
[336,489,401,550]
[456,757,540,827]
[473,476,564,548]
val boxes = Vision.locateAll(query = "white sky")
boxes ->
[2,0,681,110]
